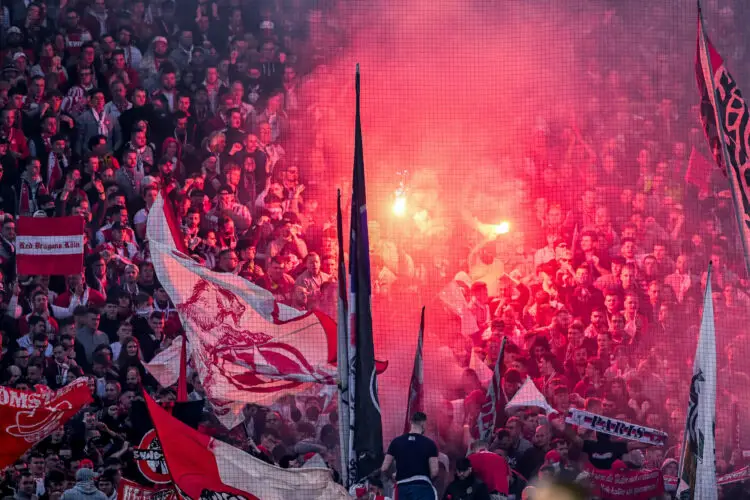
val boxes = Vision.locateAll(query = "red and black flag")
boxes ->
[143,392,349,500]
[126,397,203,489]
[695,1,750,275]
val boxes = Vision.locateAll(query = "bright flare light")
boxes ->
[494,221,510,235]
[392,195,407,217]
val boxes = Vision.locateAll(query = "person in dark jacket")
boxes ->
[443,458,490,500]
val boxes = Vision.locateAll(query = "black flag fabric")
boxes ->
[347,64,385,485]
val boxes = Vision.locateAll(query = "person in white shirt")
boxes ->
[110,321,133,361]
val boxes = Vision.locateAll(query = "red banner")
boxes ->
[0,379,92,468]
[586,466,664,500]
[16,216,84,275]
[117,479,177,500]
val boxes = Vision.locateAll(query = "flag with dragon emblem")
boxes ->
[148,239,338,428]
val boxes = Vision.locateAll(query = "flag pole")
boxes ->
[336,188,351,484]
[696,2,750,276]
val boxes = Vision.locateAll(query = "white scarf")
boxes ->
[91,108,107,136]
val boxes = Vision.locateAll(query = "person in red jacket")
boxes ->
[0,108,29,160]
[467,440,511,498]
[54,274,106,309]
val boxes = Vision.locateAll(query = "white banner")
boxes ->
[566,408,668,446]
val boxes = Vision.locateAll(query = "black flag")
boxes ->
[347,64,384,485]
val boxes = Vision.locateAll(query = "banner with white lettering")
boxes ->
[566,408,668,446]
[16,216,84,275]
[717,466,750,486]
[0,378,92,468]
[586,466,664,500]
[117,479,177,500]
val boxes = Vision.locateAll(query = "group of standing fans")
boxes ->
[0,0,748,499]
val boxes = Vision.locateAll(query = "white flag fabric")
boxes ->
[438,278,479,337]
[676,262,718,500]
[148,239,338,428]
[144,335,190,388]
[505,377,557,414]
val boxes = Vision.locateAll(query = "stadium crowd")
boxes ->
[0,0,749,499]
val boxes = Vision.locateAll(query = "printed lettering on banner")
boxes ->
[585,466,664,500]
[566,408,667,446]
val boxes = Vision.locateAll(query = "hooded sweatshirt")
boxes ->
[61,470,108,500]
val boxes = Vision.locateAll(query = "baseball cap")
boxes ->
[12,52,28,61]
[76,467,96,482]
[7,27,22,35]
[153,36,168,45]
[78,459,95,470]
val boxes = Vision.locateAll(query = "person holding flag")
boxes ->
[380,411,439,500]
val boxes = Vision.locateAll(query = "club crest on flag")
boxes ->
[133,429,171,484]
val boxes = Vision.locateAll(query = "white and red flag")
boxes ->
[16,216,84,275]
[0,378,92,468]
[144,391,350,500]
[148,238,338,428]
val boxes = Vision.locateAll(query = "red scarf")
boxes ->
[19,181,29,214]
[19,178,47,215]
[47,152,63,190]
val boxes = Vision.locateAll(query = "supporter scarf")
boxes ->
[19,178,46,215]
[47,152,67,189]
[19,182,29,215]
[90,108,108,136]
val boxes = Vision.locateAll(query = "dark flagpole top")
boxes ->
[356,63,360,74]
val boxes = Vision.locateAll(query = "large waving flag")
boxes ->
[403,307,425,433]
[477,337,507,441]
[144,392,350,500]
[0,379,92,468]
[347,64,384,485]
[695,2,750,275]
[148,239,338,428]
[677,262,718,500]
